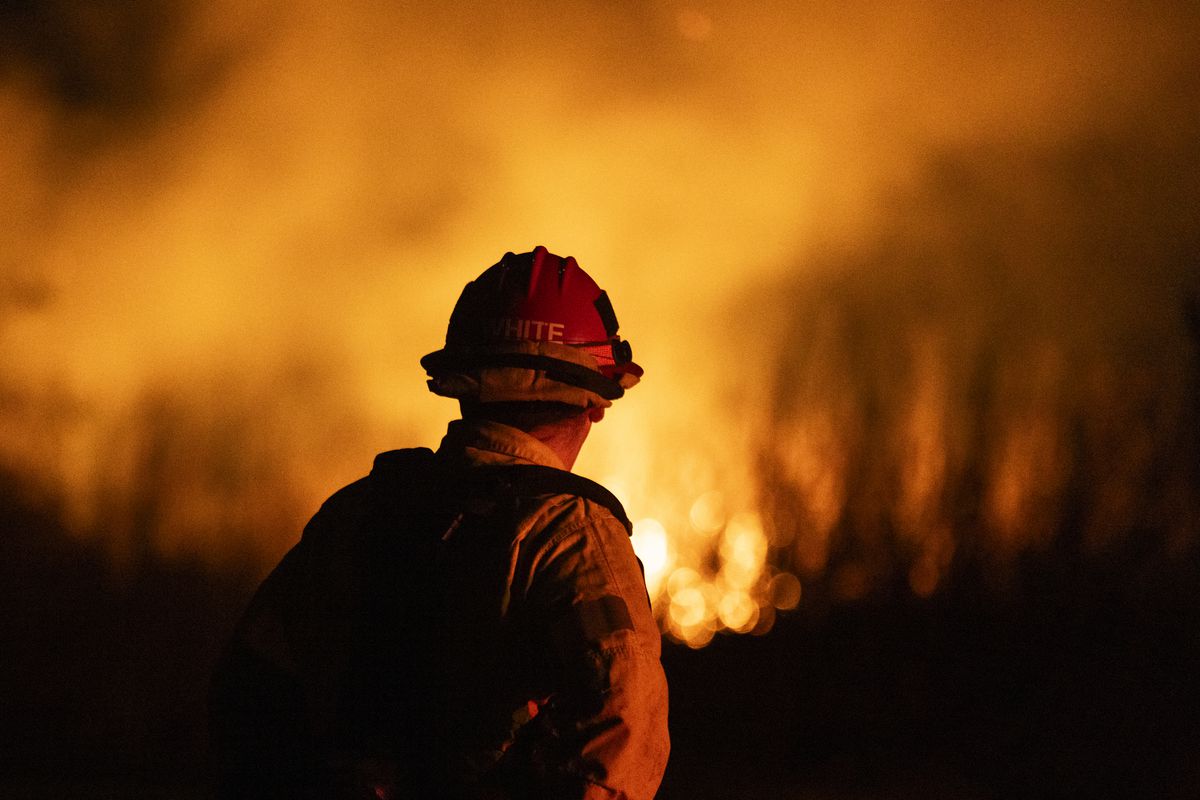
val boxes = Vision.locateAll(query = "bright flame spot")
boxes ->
[630,518,671,599]
[667,566,701,598]
[700,583,721,625]
[719,510,767,589]
[682,625,714,649]
[751,604,776,636]
[688,490,726,535]
[768,572,802,610]
[669,585,708,628]
[718,590,758,633]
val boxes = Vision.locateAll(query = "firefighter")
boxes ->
[211,246,670,799]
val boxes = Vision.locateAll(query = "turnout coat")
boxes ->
[211,419,670,799]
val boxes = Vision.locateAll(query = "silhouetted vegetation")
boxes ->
[663,103,1200,799]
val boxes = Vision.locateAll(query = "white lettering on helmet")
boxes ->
[494,318,565,342]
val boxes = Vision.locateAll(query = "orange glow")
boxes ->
[2,1,1197,647]
[768,573,802,611]
[630,518,672,599]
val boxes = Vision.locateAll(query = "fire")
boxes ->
[632,505,792,645]
[629,518,670,598]
[2,1,1198,649]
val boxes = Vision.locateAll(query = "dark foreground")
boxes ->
[3,472,1198,799]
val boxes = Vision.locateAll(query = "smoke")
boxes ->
[756,122,1199,600]
[1,0,1197,587]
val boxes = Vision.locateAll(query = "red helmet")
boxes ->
[421,246,642,407]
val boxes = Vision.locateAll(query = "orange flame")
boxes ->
[2,1,1198,646]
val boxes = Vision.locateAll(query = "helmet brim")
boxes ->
[421,339,637,407]
[421,348,626,401]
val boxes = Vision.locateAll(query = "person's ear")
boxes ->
[587,406,606,423]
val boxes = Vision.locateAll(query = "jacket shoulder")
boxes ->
[301,447,437,542]
[296,478,369,551]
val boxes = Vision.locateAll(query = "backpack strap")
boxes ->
[369,450,632,536]
[465,465,632,536]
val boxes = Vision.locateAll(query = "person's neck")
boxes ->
[528,418,591,470]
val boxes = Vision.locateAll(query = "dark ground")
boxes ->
[3,466,1198,800]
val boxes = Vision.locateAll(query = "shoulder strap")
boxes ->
[466,464,633,535]
[368,450,632,536]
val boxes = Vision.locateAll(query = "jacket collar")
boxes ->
[436,418,567,471]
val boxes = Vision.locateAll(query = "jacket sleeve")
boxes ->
[209,480,368,799]
[524,501,671,800]
[209,539,318,798]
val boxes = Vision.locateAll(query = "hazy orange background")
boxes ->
[2,0,1197,645]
